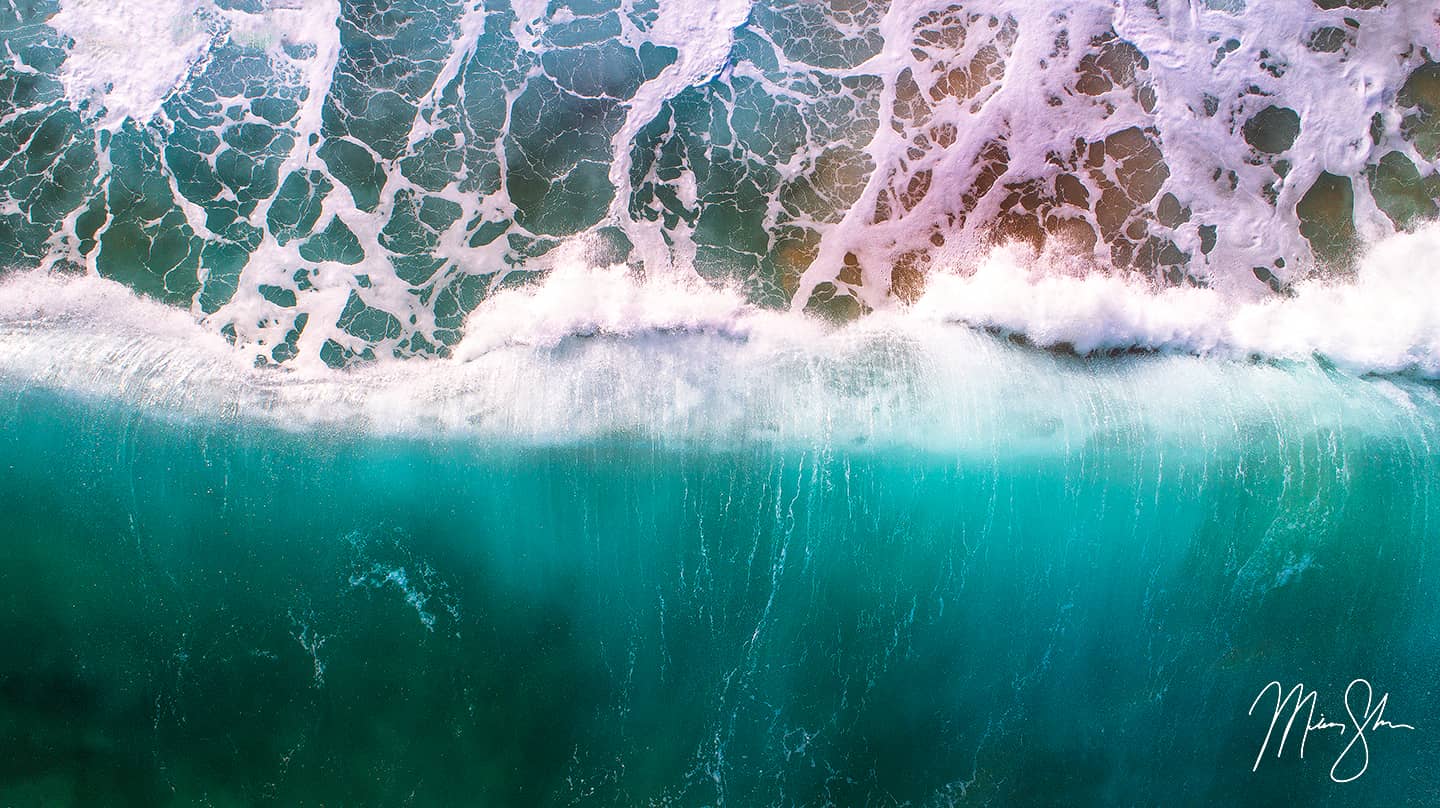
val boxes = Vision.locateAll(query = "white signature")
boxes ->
[1249,679,1416,783]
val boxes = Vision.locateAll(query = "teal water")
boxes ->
[2,350,1438,805]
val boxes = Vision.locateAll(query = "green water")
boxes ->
[1,364,1439,805]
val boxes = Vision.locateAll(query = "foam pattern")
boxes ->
[1,0,1438,367]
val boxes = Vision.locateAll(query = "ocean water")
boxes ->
[3,336,1439,805]
[3,281,1440,803]
[4,0,1440,805]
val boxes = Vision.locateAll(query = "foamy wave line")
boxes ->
[0,226,1438,446]
[450,263,781,357]
[449,225,1440,379]
[912,224,1440,378]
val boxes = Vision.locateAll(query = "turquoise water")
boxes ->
[2,347,1438,805]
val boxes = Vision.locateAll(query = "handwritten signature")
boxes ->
[1249,679,1416,782]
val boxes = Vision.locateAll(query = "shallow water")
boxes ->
[5,0,1439,364]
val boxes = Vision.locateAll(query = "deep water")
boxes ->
[2,358,1439,806]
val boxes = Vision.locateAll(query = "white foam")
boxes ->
[33,0,1440,369]
[452,256,785,358]
[48,0,218,128]
[647,0,754,87]
[789,0,1440,308]
[2,227,1438,450]
[912,224,1440,377]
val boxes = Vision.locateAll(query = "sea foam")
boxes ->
[912,224,1440,377]
[2,227,1438,449]
[7,0,1437,367]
